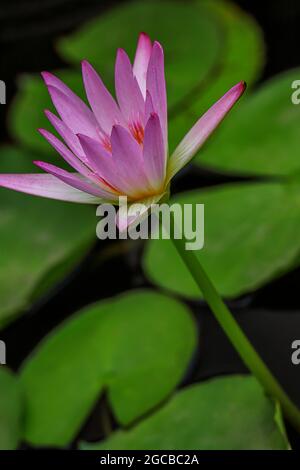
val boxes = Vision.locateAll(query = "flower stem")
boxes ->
[170,216,300,433]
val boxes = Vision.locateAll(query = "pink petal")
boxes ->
[78,130,149,197]
[115,49,145,125]
[81,60,125,135]
[41,72,80,99]
[145,90,155,122]
[133,32,152,99]
[143,113,166,191]
[77,133,125,193]
[168,81,246,180]
[0,173,102,203]
[110,125,151,192]
[43,78,99,140]
[34,161,113,199]
[45,110,84,159]
[40,127,117,196]
[146,41,167,148]
[38,128,89,175]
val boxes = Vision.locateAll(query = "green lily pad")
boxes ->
[143,182,300,299]
[82,375,289,450]
[169,0,264,151]
[0,146,95,326]
[20,290,197,447]
[196,68,300,177]
[0,368,23,450]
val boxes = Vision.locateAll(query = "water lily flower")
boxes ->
[0,33,245,229]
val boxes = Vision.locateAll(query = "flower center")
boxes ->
[129,121,144,145]
[101,135,112,153]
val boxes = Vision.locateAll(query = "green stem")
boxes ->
[170,216,300,433]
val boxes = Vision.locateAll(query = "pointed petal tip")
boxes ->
[116,47,126,57]
[81,59,98,76]
[116,48,132,65]
[152,40,164,53]
[133,33,153,98]
[168,80,247,180]
[76,133,92,150]
[44,109,59,124]
[34,160,59,175]
[76,132,95,142]
[115,48,127,67]
[110,124,118,139]
[38,128,57,143]
[76,132,88,143]
[148,111,160,125]
[110,123,125,139]
[33,160,51,174]
[137,32,152,48]
[81,59,92,71]
[233,80,247,97]
[111,122,120,131]
[41,71,49,80]
[139,31,151,41]
[38,127,56,140]
[150,111,159,119]
[41,71,55,84]
[33,160,45,168]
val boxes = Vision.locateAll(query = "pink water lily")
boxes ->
[0,33,245,229]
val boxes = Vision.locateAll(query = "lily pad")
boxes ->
[82,375,289,450]
[0,146,95,325]
[196,68,300,177]
[20,290,197,447]
[169,0,264,151]
[0,368,23,450]
[143,182,300,299]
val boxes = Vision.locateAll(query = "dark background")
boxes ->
[0,0,300,449]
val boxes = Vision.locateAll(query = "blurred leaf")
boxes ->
[58,0,220,109]
[144,182,300,299]
[82,375,289,450]
[20,290,197,447]
[0,146,95,325]
[0,368,23,450]
[9,71,84,157]
[201,0,264,102]
[169,0,264,151]
[196,69,300,176]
